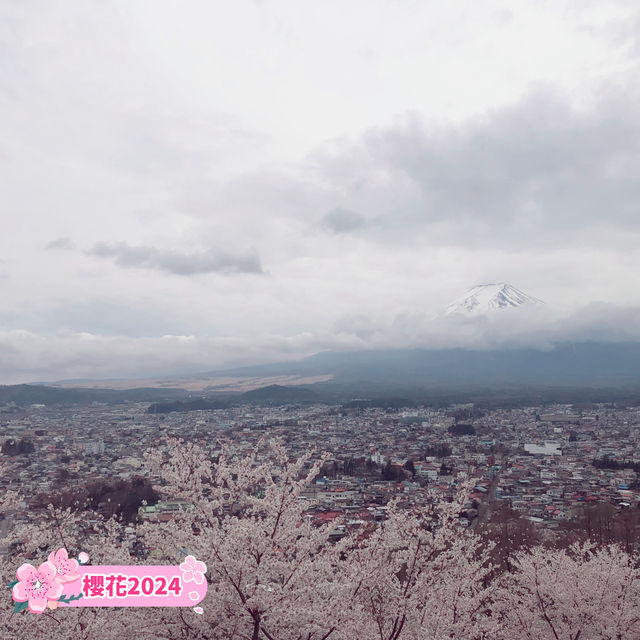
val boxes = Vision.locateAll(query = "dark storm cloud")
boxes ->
[314,89,640,247]
[87,241,264,275]
[46,237,76,250]
[321,207,368,234]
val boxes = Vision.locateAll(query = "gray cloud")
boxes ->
[312,88,640,248]
[46,237,76,250]
[321,207,368,234]
[87,241,264,276]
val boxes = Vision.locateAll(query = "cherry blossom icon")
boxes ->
[12,561,64,614]
[48,548,81,583]
[180,555,207,584]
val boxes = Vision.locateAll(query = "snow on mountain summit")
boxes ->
[446,283,544,315]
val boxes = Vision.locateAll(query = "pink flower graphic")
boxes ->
[180,555,207,584]
[78,551,90,565]
[48,548,81,583]
[12,562,63,614]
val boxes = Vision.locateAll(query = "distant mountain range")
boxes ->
[212,342,640,391]
[0,384,187,406]
[446,283,543,315]
[6,341,640,408]
[147,384,320,413]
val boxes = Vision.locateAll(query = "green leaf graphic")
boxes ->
[13,601,28,614]
[58,593,83,604]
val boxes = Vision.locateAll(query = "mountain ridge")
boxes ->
[7,342,640,407]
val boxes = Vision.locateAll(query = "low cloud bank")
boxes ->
[2,303,640,384]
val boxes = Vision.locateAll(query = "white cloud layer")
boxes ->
[2,303,640,384]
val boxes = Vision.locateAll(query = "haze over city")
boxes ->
[2,0,640,383]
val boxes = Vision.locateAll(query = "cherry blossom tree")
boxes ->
[3,448,640,640]
[142,439,350,640]
[0,503,162,638]
[341,486,497,640]
[142,442,499,640]
[495,542,640,640]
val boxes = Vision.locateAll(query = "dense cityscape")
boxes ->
[3,398,640,559]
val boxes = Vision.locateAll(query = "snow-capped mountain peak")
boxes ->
[446,283,544,315]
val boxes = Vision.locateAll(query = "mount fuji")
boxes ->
[446,283,544,315]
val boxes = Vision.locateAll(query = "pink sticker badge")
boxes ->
[9,549,207,615]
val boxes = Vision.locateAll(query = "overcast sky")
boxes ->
[2,0,640,384]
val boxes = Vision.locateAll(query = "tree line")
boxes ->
[593,456,640,473]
